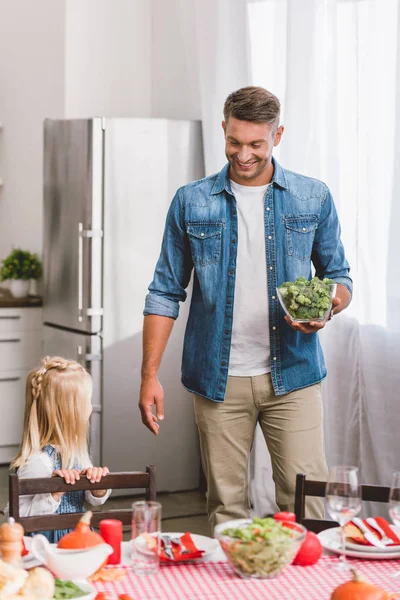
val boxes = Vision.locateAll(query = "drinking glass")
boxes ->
[325,465,362,570]
[131,501,162,575]
[389,471,400,578]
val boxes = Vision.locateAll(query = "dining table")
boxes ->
[92,540,400,599]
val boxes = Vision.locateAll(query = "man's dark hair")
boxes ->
[223,86,280,129]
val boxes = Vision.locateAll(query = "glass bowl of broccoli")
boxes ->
[277,276,337,323]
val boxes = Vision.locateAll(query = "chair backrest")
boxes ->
[9,465,156,533]
[295,473,390,533]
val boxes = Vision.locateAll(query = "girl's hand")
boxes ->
[52,468,81,484]
[51,468,81,501]
[81,466,109,497]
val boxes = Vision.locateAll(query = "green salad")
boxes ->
[54,579,87,599]
[220,517,300,578]
[278,276,335,321]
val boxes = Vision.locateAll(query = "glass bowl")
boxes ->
[214,518,307,579]
[276,282,337,323]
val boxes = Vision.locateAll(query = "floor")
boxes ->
[0,466,210,539]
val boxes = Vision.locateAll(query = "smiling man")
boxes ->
[139,87,352,528]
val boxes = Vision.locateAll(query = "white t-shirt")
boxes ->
[228,180,271,377]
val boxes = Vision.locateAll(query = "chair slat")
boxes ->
[18,472,150,495]
[10,466,156,534]
[295,472,391,533]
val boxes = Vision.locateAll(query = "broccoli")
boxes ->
[277,276,336,321]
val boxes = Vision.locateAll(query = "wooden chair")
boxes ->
[9,465,156,534]
[295,473,390,533]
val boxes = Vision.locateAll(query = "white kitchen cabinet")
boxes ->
[0,307,42,464]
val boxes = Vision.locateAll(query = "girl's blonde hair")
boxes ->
[11,356,92,470]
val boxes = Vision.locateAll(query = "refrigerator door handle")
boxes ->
[76,345,101,363]
[78,222,84,323]
[78,222,104,323]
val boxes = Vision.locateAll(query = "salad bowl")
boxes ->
[214,517,306,579]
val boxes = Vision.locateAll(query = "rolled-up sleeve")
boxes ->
[144,188,193,320]
[312,187,353,296]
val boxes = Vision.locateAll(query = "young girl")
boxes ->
[6,356,111,542]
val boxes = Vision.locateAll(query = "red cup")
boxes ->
[100,519,122,565]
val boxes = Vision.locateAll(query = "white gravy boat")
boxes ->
[31,534,113,580]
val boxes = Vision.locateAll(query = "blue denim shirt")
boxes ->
[144,158,352,401]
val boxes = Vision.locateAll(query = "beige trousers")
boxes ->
[193,374,328,530]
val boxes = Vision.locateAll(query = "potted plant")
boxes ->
[0,248,42,298]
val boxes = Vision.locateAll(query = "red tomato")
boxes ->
[273,511,296,523]
[118,595,135,600]
[95,594,110,600]
[292,531,323,566]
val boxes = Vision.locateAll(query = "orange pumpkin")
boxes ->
[331,569,396,600]
[57,511,105,549]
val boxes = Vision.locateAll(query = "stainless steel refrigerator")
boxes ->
[43,118,204,491]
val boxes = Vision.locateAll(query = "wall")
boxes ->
[0,0,66,258]
[151,0,201,120]
[65,0,152,118]
[0,0,153,263]
[0,0,199,261]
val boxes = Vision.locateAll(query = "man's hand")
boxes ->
[139,376,164,435]
[285,297,341,334]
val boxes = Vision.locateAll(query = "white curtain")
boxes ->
[248,0,400,517]
[191,0,400,516]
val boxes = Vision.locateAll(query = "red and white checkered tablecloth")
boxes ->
[94,556,400,600]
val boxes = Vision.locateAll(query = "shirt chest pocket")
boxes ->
[187,222,223,267]
[283,215,318,261]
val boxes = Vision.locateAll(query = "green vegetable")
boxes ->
[0,248,42,281]
[222,517,291,543]
[278,276,335,321]
[53,579,87,599]
[220,517,300,578]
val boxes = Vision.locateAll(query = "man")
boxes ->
[139,86,352,529]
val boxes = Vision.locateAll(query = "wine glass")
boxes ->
[389,471,400,578]
[325,465,362,570]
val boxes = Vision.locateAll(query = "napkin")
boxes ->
[345,517,400,546]
[160,533,204,562]
[21,539,29,557]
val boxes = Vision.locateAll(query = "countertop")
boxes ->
[0,288,42,308]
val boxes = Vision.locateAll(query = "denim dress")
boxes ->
[33,445,85,543]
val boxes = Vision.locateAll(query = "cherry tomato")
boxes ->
[118,595,135,600]
[292,531,323,566]
[273,511,296,523]
[95,594,110,600]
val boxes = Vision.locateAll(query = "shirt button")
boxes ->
[229,270,234,275]
[302,227,306,232]
[266,207,270,211]
[272,326,276,331]
[272,295,276,300]
[273,357,277,361]
[227,299,232,304]
[232,210,236,215]
[269,266,273,270]
[268,235,272,240]
[232,239,236,244]
[221,361,227,366]
[225,329,230,335]
[200,233,205,237]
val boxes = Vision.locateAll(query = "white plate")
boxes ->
[134,532,219,562]
[318,527,400,560]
